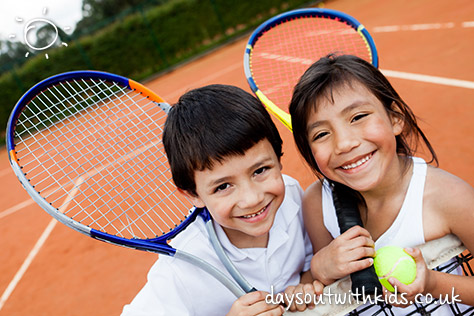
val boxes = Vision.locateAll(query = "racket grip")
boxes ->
[331,182,382,296]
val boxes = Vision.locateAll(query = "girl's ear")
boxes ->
[178,188,206,208]
[390,103,405,136]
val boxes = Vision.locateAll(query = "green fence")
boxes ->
[0,0,318,145]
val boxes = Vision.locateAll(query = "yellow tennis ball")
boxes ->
[373,246,416,292]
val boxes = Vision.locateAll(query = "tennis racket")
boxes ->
[6,70,255,298]
[244,8,378,131]
[330,182,381,296]
[244,8,381,296]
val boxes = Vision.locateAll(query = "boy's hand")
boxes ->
[382,247,430,308]
[312,226,375,285]
[283,280,324,312]
[227,291,284,316]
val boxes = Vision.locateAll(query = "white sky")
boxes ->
[0,0,84,42]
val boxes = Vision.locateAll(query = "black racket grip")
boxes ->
[331,183,382,296]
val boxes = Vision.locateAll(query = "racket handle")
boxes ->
[201,209,257,293]
[331,182,382,296]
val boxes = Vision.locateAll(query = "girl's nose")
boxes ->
[334,128,360,155]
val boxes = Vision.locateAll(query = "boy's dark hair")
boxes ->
[163,84,283,195]
[289,54,437,177]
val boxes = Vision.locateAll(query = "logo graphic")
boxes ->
[9,7,70,59]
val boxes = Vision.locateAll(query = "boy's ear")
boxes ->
[178,188,206,208]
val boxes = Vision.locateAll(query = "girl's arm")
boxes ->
[393,167,474,306]
[303,181,375,285]
[428,168,474,305]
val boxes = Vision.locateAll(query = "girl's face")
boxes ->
[306,80,404,192]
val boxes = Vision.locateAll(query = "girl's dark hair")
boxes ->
[289,54,437,177]
[163,84,283,195]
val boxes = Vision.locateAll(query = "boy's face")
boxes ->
[185,139,284,248]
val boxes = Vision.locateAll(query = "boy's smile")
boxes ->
[185,139,285,248]
[306,80,404,193]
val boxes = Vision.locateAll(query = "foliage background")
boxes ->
[0,0,315,144]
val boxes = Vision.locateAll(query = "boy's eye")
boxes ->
[214,183,230,193]
[254,166,268,176]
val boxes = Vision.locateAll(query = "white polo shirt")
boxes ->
[121,174,312,316]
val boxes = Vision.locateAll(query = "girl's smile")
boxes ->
[306,80,404,193]
[339,151,374,172]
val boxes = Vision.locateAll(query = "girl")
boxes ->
[289,54,474,313]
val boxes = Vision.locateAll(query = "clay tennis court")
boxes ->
[1,0,473,314]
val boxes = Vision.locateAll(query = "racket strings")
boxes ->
[82,148,176,236]
[250,15,372,113]
[35,97,179,237]
[15,79,127,176]
[65,81,189,237]
[18,81,132,195]
[14,77,192,239]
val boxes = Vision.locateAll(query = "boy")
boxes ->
[121,85,317,315]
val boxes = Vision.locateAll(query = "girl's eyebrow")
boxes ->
[307,120,324,133]
[340,101,366,116]
[307,101,368,132]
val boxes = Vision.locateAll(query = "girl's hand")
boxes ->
[283,280,324,312]
[311,225,375,285]
[227,291,284,316]
[382,247,430,308]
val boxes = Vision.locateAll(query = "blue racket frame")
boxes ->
[6,71,252,298]
[245,8,379,75]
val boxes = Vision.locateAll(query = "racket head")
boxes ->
[7,71,196,251]
[244,8,378,130]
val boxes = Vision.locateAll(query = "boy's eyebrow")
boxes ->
[208,176,232,188]
[206,157,273,188]
[247,157,272,171]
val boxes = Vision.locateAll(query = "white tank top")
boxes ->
[320,157,470,314]
[322,156,426,249]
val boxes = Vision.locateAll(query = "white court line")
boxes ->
[0,169,80,312]
[0,168,12,178]
[0,136,162,310]
[0,218,57,311]
[255,51,474,89]
[382,69,474,89]
[0,199,35,220]
[372,21,473,32]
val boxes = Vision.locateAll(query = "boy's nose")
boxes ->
[237,183,263,209]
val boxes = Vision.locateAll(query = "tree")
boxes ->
[74,0,164,36]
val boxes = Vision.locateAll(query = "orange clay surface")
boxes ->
[0,0,473,314]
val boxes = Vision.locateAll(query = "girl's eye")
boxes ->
[352,113,369,122]
[214,183,230,193]
[312,131,329,141]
